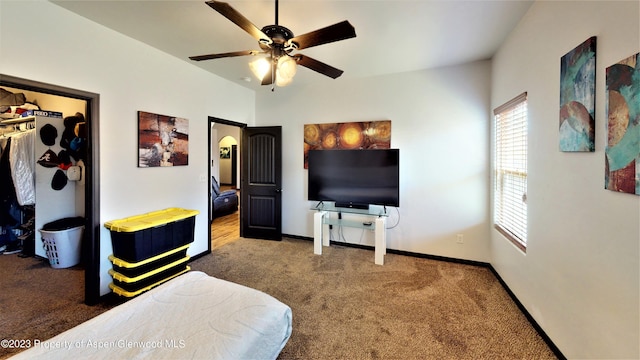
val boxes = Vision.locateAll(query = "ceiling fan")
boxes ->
[189,0,356,88]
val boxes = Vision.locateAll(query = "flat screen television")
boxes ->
[307,149,400,208]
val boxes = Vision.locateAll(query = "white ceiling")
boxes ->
[51,0,534,90]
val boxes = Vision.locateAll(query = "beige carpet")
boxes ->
[0,254,122,359]
[1,237,558,359]
[191,238,558,359]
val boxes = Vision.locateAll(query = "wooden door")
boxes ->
[240,126,282,240]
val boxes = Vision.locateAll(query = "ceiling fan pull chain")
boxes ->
[271,49,276,92]
[271,64,276,92]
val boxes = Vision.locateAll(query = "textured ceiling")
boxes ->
[52,0,533,90]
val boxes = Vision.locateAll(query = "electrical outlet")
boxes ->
[456,234,464,244]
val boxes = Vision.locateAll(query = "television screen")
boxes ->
[307,149,399,208]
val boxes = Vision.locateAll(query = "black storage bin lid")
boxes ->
[42,217,85,231]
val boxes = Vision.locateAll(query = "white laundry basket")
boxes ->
[39,217,85,269]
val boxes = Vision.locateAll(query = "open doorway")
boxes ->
[0,74,100,305]
[208,117,245,251]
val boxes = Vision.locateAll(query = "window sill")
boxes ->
[494,225,526,253]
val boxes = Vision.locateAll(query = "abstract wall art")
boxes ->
[220,146,231,159]
[605,52,640,195]
[559,36,596,152]
[138,111,189,167]
[303,120,391,168]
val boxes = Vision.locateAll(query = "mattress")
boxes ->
[11,271,292,359]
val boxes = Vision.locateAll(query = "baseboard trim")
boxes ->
[283,233,311,241]
[487,265,566,360]
[283,233,566,360]
[190,249,211,262]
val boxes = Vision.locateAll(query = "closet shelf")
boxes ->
[1,116,36,125]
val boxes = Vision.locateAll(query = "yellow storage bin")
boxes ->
[108,244,190,278]
[109,267,190,298]
[104,208,199,262]
[104,208,199,232]
[109,256,190,295]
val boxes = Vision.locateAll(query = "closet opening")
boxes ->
[0,74,100,305]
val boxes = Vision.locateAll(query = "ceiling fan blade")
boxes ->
[189,50,262,61]
[206,1,271,44]
[289,20,356,50]
[294,54,344,79]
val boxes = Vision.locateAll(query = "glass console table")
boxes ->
[311,202,388,265]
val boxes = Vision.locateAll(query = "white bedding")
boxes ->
[12,271,292,360]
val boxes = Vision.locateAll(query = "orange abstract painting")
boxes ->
[303,120,391,168]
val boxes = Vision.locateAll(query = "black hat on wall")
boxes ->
[51,169,68,191]
[39,124,58,146]
[37,149,60,168]
[60,113,85,161]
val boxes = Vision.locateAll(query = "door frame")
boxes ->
[208,116,246,253]
[0,74,101,305]
[230,144,238,187]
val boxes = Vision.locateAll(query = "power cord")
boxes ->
[386,207,400,229]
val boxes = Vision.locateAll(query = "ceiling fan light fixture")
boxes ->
[276,56,297,86]
[249,57,271,81]
[275,73,293,87]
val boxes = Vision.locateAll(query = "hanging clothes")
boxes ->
[0,136,15,218]
[0,136,20,246]
[9,128,35,206]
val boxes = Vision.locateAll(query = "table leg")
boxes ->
[313,211,326,255]
[374,217,386,265]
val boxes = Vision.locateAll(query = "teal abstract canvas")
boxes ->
[559,37,596,152]
[605,52,640,195]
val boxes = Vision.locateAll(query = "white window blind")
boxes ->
[494,92,528,251]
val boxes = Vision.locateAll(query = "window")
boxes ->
[494,92,528,252]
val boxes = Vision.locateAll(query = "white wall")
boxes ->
[212,123,241,188]
[1,1,256,295]
[491,1,639,358]
[256,60,492,262]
